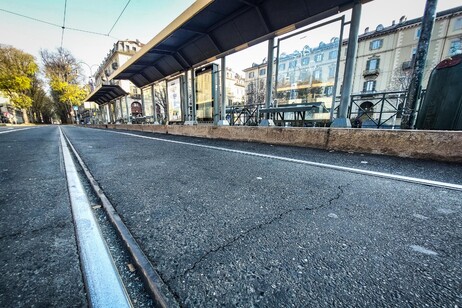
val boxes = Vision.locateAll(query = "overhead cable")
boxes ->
[0,8,118,39]
[61,0,68,48]
[107,0,131,36]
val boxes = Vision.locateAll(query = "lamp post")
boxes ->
[78,62,98,124]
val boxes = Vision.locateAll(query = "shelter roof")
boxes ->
[85,85,127,105]
[112,0,371,88]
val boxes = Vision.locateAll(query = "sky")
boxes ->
[0,0,461,80]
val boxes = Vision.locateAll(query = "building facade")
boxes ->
[339,5,462,96]
[89,40,144,124]
[242,6,462,126]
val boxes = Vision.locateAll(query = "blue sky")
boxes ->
[0,0,460,79]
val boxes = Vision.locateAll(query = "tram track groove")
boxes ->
[59,128,132,307]
[60,128,178,308]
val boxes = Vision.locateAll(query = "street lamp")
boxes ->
[78,62,98,124]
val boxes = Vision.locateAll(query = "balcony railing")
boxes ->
[362,68,380,77]
[130,93,142,99]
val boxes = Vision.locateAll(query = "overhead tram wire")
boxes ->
[61,0,68,49]
[0,8,118,39]
[107,0,131,36]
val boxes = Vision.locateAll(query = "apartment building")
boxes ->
[242,6,462,110]
[91,39,144,123]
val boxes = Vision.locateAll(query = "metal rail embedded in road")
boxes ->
[60,128,175,308]
[59,128,132,308]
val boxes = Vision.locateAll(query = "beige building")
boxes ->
[339,5,462,96]
[90,40,144,124]
[242,6,462,126]
[225,67,245,106]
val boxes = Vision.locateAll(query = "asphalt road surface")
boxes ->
[1,125,461,307]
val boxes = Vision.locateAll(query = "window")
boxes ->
[301,57,310,65]
[248,72,255,78]
[449,39,462,56]
[328,50,338,60]
[259,68,266,76]
[328,65,336,78]
[324,86,333,96]
[132,47,137,51]
[415,28,421,39]
[370,39,383,50]
[313,69,322,80]
[363,80,376,92]
[278,63,286,71]
[288,60,297,69]
[454,17,462,31]
[366,58,380,70]
[314,54,323,62]
[299,69,309,81]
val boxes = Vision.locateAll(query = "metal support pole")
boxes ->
[218,57,229,126]
[331,1,362,128]
[118,98,123,123]
[186,69,197,125]
[165,80,169,124]
[125,95,131,124]
[330,16,346,122]
[212,65,219,126]
[109,102,115,123]
[151,84,159,124]
[401,0,438,129]
[140,88,145,119]
[183,71,189,122]
[260,37,275,126]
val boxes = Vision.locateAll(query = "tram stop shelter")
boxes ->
[89,0,373,126]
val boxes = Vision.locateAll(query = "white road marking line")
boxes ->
[413,213,429,220]
[59,128,132,308]
[410,245,438,256]
[0,127,32,134]
[94,129,462,192]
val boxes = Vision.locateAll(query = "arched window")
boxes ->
[131,102,143,116]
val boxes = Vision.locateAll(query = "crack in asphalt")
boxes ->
[167,185,347,285]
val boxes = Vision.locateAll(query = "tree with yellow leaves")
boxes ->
[41,48,88,124]
[0,46,39,123]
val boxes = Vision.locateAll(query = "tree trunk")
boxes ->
[22,109,29,124]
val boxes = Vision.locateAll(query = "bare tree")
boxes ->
[40,48,88,124]
[388,67,413,92]
[153,84,167,122]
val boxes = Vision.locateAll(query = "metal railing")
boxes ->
[226,104,264,126]
[346,90,426,129]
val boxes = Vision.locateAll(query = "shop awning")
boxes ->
[85,85,128,105]
[112,0,372,88]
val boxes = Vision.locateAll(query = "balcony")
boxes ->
[130,93,142,99]
[402,61,412,70]
[363,68,380,77]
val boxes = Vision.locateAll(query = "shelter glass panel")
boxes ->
[167,78,182,122]
[195,65,216,122]
[143,88,154,120]
[276,19,342,124]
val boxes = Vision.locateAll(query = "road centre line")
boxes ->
[103,129,462,192]
[0,127,32,134]
[59,128,132,307]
